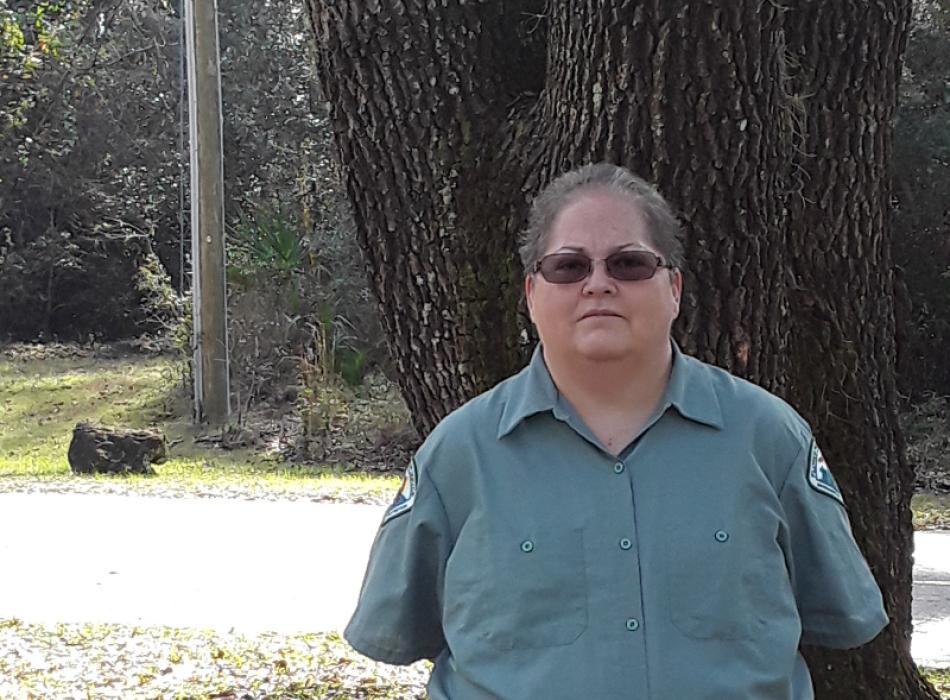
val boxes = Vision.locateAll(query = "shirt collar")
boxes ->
[496,344,559,438]
[497,341,723,439]
[664,342,724,430]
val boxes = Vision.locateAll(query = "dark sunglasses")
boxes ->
[533,251,673,284]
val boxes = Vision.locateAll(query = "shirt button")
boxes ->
[520,540,535,553]
[613,462,625,474]
[619,537,632,550]
[625,617,640,632]
[714,530,729,543]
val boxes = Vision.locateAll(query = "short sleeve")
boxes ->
[778,437,889,649]
[344,458,451,665]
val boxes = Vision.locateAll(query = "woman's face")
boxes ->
[525,188,681,364]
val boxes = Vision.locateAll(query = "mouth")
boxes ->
[580,310,623,320]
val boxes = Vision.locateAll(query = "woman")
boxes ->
[345,163,888,699]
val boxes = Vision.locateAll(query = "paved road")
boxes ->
[914,531,950,667]
[0,493,946,667]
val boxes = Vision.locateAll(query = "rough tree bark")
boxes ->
[306,0,542,433]
[535,1,792,387]
[306,1,932,696]
[783,2,935,698]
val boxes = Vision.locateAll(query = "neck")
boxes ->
[543,342,674,417]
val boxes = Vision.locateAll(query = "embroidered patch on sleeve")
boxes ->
[383,458,418,524]
[808,441,845,505]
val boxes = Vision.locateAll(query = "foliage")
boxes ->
[298,354,348,459]
[135,245,185,337]
[902,394,950,492]
[0,0,184,340]
[0,0,380,373]
[225,201,376,430]
[339,347,369,388]
[893,0,950,396]
[294,302,364,459]
[230,205,305,280]
[215,0,382,413]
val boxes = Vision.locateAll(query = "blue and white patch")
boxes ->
[808,441,844,505]
[383,458,418,524]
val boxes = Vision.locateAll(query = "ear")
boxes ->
[525,274,536,322]
[670,269,683,318]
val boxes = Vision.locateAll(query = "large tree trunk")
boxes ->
[307,1,933,696]
[783,2,936,698]
[537,1,793,387]
[306,0,541,433]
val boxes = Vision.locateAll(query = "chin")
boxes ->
[573,336,633,362]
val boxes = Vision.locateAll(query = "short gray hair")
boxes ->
[518,163,684,274]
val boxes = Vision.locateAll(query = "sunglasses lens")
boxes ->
[538,254,590,283]
[536,251,664,283]
[606,251,660,280]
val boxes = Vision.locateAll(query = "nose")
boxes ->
[582,259,616,295]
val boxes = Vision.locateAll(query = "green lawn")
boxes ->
[0,347,400,500]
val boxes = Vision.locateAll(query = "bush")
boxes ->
[225,203,379,422]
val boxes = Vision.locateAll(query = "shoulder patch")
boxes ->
[808,441,844,505]
[383,458,418,524]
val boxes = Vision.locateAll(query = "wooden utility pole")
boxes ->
[185,0,230,425]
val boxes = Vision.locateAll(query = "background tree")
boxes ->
[0,0,379,409]
[307,0,936,697]
[0,0,181,339]
[0,0,371,346]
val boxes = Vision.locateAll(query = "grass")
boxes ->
[0,347,400,500]
[914,493,950,530]
[925,668,950,698]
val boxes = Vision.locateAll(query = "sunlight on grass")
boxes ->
[922,667,950,698]
[0,350,399,499]
[145,456,400,500]
[0,355,175,475]
[912,493,950,531]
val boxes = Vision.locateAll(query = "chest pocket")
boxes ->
[468,523,589,651]
[666,526,773,641]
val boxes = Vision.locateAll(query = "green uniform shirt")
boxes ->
[345,344,888,699]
